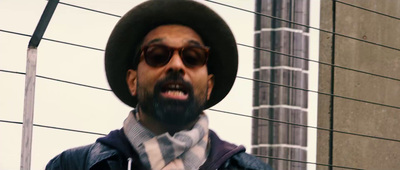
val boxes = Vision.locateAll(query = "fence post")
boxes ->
[20,0,58,169]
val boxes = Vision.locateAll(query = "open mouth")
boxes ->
[160,82,189,100]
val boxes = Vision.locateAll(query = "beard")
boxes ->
[137,72,207,126]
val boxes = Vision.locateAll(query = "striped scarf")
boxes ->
[123,111,209,170]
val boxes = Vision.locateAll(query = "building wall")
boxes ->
[317,0,400,169]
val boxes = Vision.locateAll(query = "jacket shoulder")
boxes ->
[228,152,273,170]
[46,142,120,170]
[46,144,93,170]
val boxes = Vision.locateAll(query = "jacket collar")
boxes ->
[87,142,119,168]
[93,129,246,169]
[200,130,246,169]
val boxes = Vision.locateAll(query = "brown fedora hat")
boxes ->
[105,0,238,109]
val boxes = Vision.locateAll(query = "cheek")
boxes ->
[136,64,159,88]
[137,73,155,89]
[192,74,210,96]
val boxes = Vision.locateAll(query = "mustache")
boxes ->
[163,71,185,82]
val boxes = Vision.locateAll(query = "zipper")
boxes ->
[127,157,132,170]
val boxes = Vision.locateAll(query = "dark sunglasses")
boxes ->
[140,44,209,68]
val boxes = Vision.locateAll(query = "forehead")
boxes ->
[142,24,204,46]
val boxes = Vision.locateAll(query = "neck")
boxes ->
[137,108,198,136]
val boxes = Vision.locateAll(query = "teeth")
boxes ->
[168,84,181,89]
[166,90,185,96]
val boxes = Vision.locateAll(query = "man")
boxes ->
[46,0,272,169]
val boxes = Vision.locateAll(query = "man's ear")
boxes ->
[126,69,138,96]
[206,74,215,100]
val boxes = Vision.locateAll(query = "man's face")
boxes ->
[126,25,214,125]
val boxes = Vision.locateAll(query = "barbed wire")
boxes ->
[0,107,385,170]
[56,0,400,53]
[205,0,400,53]
[0,118,363,169]
[0,69,110,92]
[3,28,399,84]
[5,0,400,85]
[2,69,400,144]
[2,1,399,169]
[0,29,400,84]
[238,43,400,82]
[2,65,399,111]
[254,155,363,170]
[48,2,400,110]
[0,119,106,136]
[58,1,121,17]
[0,29,104,51]
[2,28,399,85]
[209,108,400,143]
[335,0,400,21]
[237,76,400,110]
[57,0,400,23]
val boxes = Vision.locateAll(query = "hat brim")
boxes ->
[105,0,238,109]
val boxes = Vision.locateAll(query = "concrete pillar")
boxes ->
[252,0,310,169]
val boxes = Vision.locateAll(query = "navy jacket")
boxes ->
[46,129,272,170]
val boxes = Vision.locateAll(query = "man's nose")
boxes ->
[166,51,185,74]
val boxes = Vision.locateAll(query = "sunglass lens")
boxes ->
[182,47,207,67]
[145,46,170,67]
